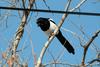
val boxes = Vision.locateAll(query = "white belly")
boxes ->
[45,21,58,36]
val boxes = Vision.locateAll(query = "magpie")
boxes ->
[36,17,75,54]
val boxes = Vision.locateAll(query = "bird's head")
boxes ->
[36,17,49,27]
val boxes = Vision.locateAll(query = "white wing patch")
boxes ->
[45,20,58,36]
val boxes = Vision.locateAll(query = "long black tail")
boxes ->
[56,30,75,54]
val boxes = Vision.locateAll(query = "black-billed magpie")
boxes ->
[36,17,75,54]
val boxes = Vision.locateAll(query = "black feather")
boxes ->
[56,30,75,54]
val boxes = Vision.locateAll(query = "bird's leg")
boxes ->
[48,32,54,39]
[48,31,59,39]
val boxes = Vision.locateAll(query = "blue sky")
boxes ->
[0,0,100,67]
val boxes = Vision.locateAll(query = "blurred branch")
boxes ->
[70,21,99,51]
[87,53,100,66]
[43,0,50,10]
[70,0,87,12]
[26,25,37,65]
[55,48,65,62]
[81,30,100,66]
[9,0,35,66]
[61,27,86,47]
[22,0,26,9]
[44,61,80,67]
[11,0,35,56]
[47,49,57,67]
[88,58,100,65]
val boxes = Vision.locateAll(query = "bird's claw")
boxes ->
[48,32,54,39]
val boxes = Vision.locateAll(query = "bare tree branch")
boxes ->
[35,0,72,67]
[70,0,87,12]
[26,25,37,65]
[22,0,26,9]
[44,61,80,67]
[11,0,35,55]
[61,27,86,47]
[36,0,87,67]
[88,58,100,65]
[8,1,35,66]
[81,30,100,66]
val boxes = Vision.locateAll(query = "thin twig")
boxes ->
[26,25,37,65]
[36,0,87,67]
[35,0,72,67]
[69,0,87,12]
[81,30,100,66]
[61,27,86,47]
[44,61,80,67]
[22,0,26,9]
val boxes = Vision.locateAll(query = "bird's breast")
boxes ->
[44,21,58,36]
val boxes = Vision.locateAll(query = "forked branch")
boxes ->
[81,30,100,66]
